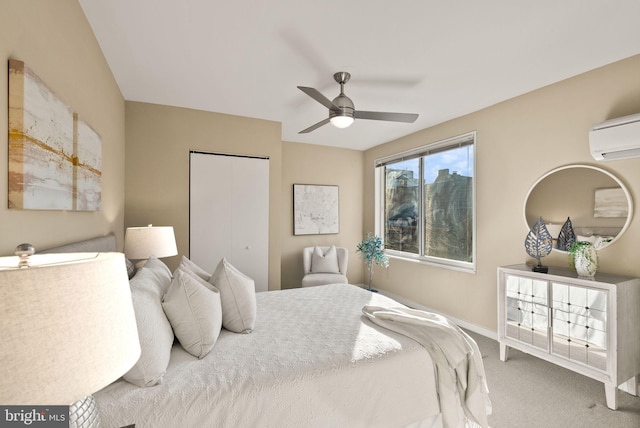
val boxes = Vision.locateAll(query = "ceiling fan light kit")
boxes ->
[330,115,354,128]
[298,72,419,134]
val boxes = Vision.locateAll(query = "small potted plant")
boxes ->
[356,232,389,291]
[568,241,598,277]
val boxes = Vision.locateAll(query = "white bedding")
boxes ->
[363,306,491,428]
[95,285,446,427]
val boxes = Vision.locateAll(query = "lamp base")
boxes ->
[69,395,100,428]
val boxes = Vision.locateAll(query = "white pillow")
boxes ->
[209,258,256,333]
[123,268,174,387]
[163,269,222,358]
[311,246,340,274]
[141,256,172,294]
[176,256,211,281]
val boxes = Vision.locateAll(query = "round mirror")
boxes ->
[524,164,633,252]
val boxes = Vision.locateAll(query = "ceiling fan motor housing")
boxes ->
[331,71,355,118]
[330,93,355,119]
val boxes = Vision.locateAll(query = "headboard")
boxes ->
[39,234,118,254]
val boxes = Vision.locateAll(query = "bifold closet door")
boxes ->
[189,152,269,292]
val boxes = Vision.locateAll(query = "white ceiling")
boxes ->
[79,1,640,151]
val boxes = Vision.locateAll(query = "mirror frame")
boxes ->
[523,164,634,252]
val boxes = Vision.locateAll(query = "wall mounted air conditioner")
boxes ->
[589,112,640,161]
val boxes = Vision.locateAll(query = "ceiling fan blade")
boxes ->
[299,118,331,134]
[354,110,419,123]
[297,86,337,110]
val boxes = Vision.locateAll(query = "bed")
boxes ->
[45,235,490,428]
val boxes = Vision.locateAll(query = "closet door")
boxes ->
[189,152,269,292]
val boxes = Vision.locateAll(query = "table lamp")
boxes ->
[0,249,140,427]
[124,225,178,267]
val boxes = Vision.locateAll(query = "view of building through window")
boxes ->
[385,160,420,253]
[378,135,475,270]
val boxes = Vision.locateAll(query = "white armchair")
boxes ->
[301,246,349,287]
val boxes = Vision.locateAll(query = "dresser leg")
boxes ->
[499,343,509,362]
[605,384,618,410]
[631,376,639,396]
[620,376,638,396]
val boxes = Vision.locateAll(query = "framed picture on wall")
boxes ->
[594,187,628,218]
[8,60,102,211]
[293,184,339,235]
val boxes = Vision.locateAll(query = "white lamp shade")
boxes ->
[124,226,178,260]
[0,252,140,405]
[330,115,354,129]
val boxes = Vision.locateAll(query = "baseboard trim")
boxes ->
[376,289,498,341]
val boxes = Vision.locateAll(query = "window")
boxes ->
[375,132,476,272]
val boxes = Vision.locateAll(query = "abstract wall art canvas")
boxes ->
[293,184,339,235]
[8,59,102,211]
[594,187,627,218]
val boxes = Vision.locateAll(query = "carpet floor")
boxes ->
[466,330,640,428]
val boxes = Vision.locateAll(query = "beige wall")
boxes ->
[281,141,365,289]
[364,54,640,332]
[0,0,126,255]
[124,102,282,288]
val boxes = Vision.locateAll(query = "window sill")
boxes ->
[386,252,476,274]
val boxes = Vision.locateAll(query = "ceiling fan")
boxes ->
[297,72,419,134]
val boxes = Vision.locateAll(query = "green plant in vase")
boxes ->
[356,233,389,291]
[568,241,598,277]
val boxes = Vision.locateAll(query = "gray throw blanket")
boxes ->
[362,305,491,428]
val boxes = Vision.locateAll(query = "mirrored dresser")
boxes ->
[497,264,640,410]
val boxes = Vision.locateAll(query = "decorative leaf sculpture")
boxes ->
[557,216,576,251]
[524,217,553,271]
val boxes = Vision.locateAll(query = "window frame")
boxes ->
[374,131,477,273]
